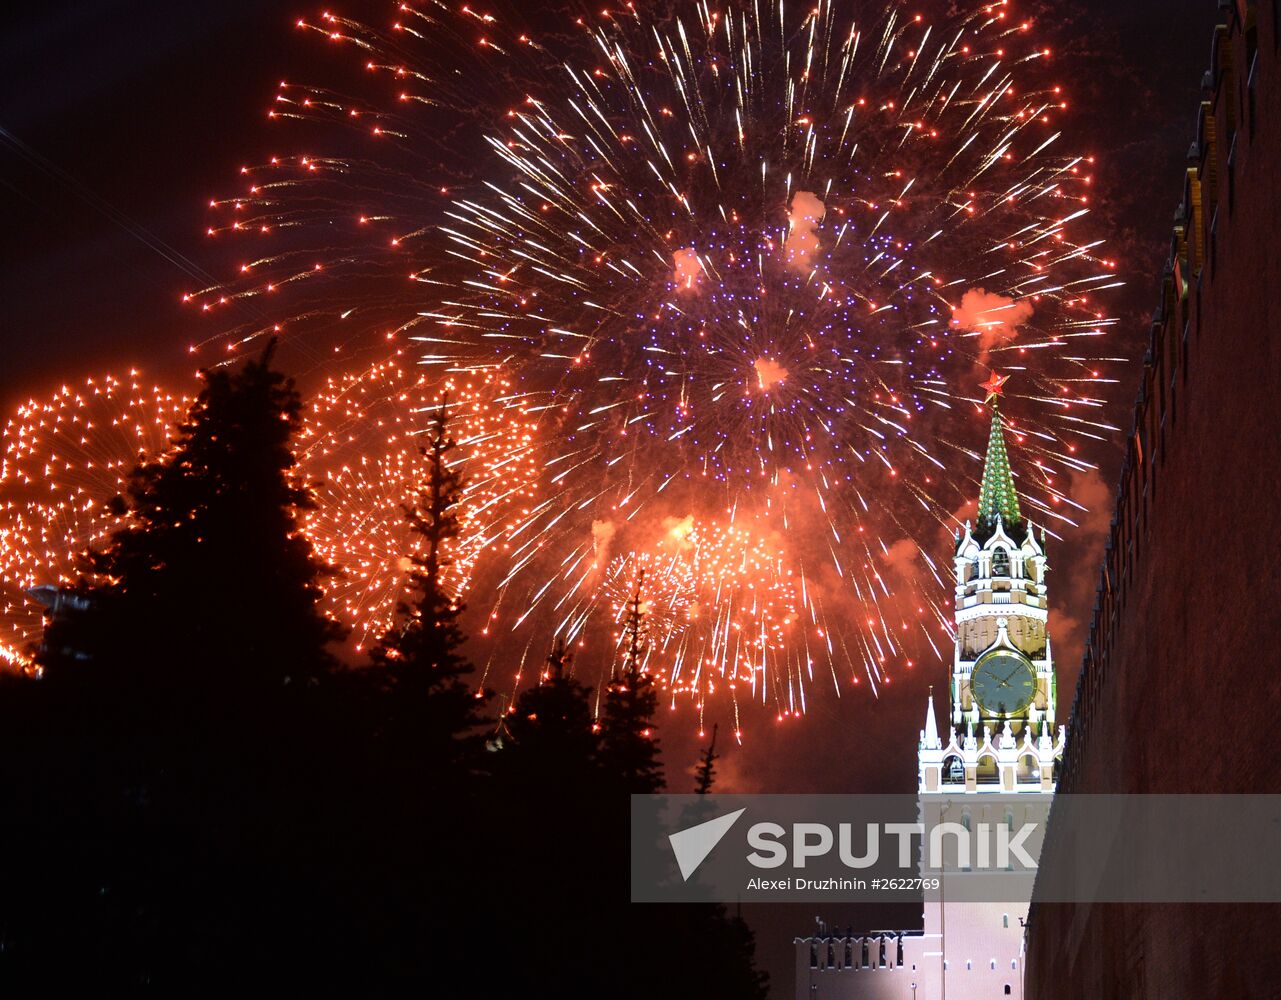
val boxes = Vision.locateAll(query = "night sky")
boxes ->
[0,0,1220,988]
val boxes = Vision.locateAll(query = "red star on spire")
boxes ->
[980,371,1009,404]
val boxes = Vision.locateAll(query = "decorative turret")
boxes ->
[921,686,943,751]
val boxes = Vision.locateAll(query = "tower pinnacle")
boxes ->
[976,375,1022,537]
[923,685,942,750]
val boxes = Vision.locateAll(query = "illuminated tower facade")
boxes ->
[796,381,1065,1000]
[913,381,1065,1000]
[931,388,1061,789]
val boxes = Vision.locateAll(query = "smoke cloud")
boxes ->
[661,514,697,553]
[754,357,788,391]
[878,538,920,580]
[672,247,703,291]
[950,287,1034,363]
[783,191,825,272]
[591,519,617,563]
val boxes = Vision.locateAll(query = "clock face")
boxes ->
[970,650,1036,717]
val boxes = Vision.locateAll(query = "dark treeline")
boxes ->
[0,348,766,995]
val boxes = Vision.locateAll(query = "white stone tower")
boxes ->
[919,375,1064,796]
[915,375,1065,999]
[796,375,1065,1000]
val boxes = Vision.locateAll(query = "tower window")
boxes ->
[992,548,1010,576]
[1005,987,1012,995]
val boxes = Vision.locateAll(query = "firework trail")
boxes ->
[189,0,1121,732]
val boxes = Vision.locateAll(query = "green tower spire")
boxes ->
[976,400,1022,536]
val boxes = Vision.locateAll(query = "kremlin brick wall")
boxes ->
[1025,1,1281,996]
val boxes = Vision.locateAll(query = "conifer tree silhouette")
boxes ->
[501,636,599,781]
[15,343,346,986]
[5,353,773,996]
[40,340,341,688]
[600,571,663,793]
[695,723,719,794]
[370,399,489,781]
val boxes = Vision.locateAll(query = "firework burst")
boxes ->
[191,0,1120,730]
[297,354,541,650]
[0,375,190,670]
[0,360,540,665]
[598,516,808,732]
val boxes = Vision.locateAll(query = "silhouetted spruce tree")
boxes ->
[500,637,600,782]
[631,718,770,1000]
[13,343,346,986]
[40,341,342,687]
[479,630,772,1000]
[695,723,719,794]
[599,572,663,793]
[481,638,607,994]
[369,400,489,782]
[343,402,497,981]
